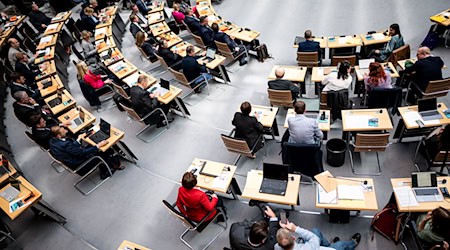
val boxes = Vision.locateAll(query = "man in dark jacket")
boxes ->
[184,9,201,34]
[12,91,50,126]
[158,39,182,70]
[229,205,280,250]
[232,102,265,156]
[198,16,215,48]
[268,67,301,101]
[10,72,40,100]
[181,45,212,93]
[211,23,247,66]
[28,2,51,32]
[130,75,172,126]
[15,52,39,89]
[406,46,444,92]
[298,30,321,64]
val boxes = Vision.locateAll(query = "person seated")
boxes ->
[176,172,225,223]
[28,2,51,33]
[172,3,185,24]
[157,39,182,70]
[417,207,450,246]
[10,72,40,100]
[182,45,213,93]
[29,114,62,149]
[13,91,51,126]
[80,31,98,65]
[76,60,113,90]
[298,30,321,64]
[268,67,300,100]
[405,46,444,92]
[129,14,148,38]
[15,52,40,88]
[211,23,247,66]
[80,0,99,19]
[364,62,393,91]
[8,38,35,70]
[130,3,148,28]
[275,221,360,250]
[135,0,149,15]
[232,102,264,157]
[321,61,352,92]
[81,7,99,33]
[130,75,173,127]
[173,0,193,14]
[230,204,280,250]
[49,125,124,179]
[287,101,323,144]
[136,31,157,59]
[198,16,215,48]
[32,0,56,18]
[369,23,404,62]
[184,9,201,34]
[420,125,450,166]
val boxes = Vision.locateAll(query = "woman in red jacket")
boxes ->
[176,172,220,222]
[76,61,113,89]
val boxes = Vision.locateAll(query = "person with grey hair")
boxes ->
[268,67,301,100]
[12,91,46,126]
[8,38,35,70]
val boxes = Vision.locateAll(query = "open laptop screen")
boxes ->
[418,98,437,112]
[206,47,216,59]
[412,172,437,188]
[263,163,288,181]
[99,119,111,134]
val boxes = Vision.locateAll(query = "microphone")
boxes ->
[439,179,447,185]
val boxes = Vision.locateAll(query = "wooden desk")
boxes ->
[147,11,164,25]
[44,89,77,115]
[102,6,118,16]
[118,240,151,250]
[96,16,113,29]
[95,35,116,53]
[95,26,113,40]
[360,32,390,46]
[327,35,363,48]
[197,54,226,70]
[107,60,138,79]
[342,108,393,132]
[147,2,164,14]
[293,37,327,49]
[58,106,96,134]
[0,157,18,184]
[228,28,260,43]
[158,85,182,104]
[170,42,201,57]
[187,158,237,195]
[0,176,42,220]
[43,22,64,36]
[355,62,399,79]
[196,5,214,16]
[241,170,300,207]
[36,34,58,50]
[158,32,183,48]
[37,74,64,97]
[236,105,278,128]
[82,124,124,152]
[35,60,57,81]
[122,70,157,89]
[311,67,338,82]
[0,27,14,39]
[391,177,450,212]
[430,9,450,27]
[268,65,307,82]
[397,58,447,71]
[50,11,71,23]
[398,103,450,129]
[284,109,331,131]
[149,22,170,37]
[34,46,55,64]
[100,48,124,67]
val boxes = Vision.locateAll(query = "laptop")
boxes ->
[41,78,52,89]
[148,78,170,97]
[203,47,216,62]
[305,113,319,119]
[294,36,306,45]
[71,109,85,128]
[48,96,62,107]
[89,119,111,143]
[259,163,289,196]
[101,49,113,60]
[411,172,443,202]
[418,98,442,121]
[0,185,20,202]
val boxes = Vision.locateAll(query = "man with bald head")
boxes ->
[268,67,301,101]
[8,38,35,70]
[406,46,444,92]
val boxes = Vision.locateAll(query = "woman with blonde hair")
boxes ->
[75,61,101,108]
[76,61,113,89]
[82,7,99,32]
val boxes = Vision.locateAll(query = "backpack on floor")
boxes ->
[371,193,404,243]
[256,44,271,62]
[420,24,440,50]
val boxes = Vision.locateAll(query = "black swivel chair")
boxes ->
[367,87,402,115]
[285,142,324,181]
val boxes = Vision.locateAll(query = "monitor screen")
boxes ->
[206,47,216,59]
[263,163,288,181]
[412,172,437,188]
[99,119,111,134]
[418,98,437,112]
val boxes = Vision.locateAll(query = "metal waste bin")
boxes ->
[326,138,346,167]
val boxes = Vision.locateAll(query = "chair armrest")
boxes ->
[169,61,182,70]
[196,207,220,226]
[140,107,165,122]
[75,155,112,177]
[228,128,236,137]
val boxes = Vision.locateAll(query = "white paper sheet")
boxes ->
[403,111,422,124]
[338,36,348,44]
[393,186,419,207]
[317,185,337,204]
[337,185,364,200]
[40,36,52,44]
[46,23,58,30]
[345,115,372,129]
[212,173,230,189]
[246,170,263,189]
[372,33,385,40]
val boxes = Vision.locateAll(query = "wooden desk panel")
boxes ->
[118,240,151,250]
[158,32,183,48]
[327,35,362,48]
[171,42,201,57]
[342,108,393,132]
[95,36,116,53]
[228,28,260,43]
[100,48,124,67]
[236,105,278,128]
[122,71,157,89]
[96,16,113,29]
[37,74,64,97]
[83,125,124,152]
[95,26,113,40]
[51,11,72,23]
[102,6,118,16]
[391,177,450,212]
[311,66,337,82]
[44,89,77,115]
[398,103,450,129]
[284,109,331,131]
[355,62,399,79]
[241,170,300,206]
[158,85,182,104]
[360,32,390,46]
[107,60,138,79]
[147,2,164,13]
[43,22,64,36]
[187,158,237,194]
[0,176,42,220]
[268,65,307,82]
[36,34,58,50]
[58,106,96,134]
[197,54,226,69]
[149,22,170,37]
[34,46,55,64]
[430,9,450,27]
[147,11,164,24]
[35,60,57,81]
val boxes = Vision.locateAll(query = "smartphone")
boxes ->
[440,187,450,198]
[280,211,287,225]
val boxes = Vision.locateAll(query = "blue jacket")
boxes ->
[298,40,321,59]
[184,16,201,34]
[49,138,98,169]
[182,55,205,82]
[214,32,236,50]
[198,25,215,47]
[136,0,149,15]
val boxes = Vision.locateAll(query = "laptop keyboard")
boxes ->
[422,111,440,117]
[415,188,439,196]
[89,131,110,143]
[263,179,287,190]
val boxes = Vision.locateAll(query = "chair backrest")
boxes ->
[73,47,85,61]
[367,87,402,115]
[267,89,294,107]
[120,103,145,123]
[354,133,390,152]
[220,134,253,157]
[111,82,130,99]
[389,44,410,66]
[47,151,76,174]
[192,33,206,49]
[286,142,323,178]
[155,53,169,69]
[319,92,328,110]
[433,151,450,164]
[215,40,233,57]
[24,131,49,150]
[296,52,319,67]
[331,55,357,66]
[423,78,450,98]
[162,200,196,229]
[168,68,190,86]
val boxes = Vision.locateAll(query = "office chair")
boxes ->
[349,133,390,176]
[221,129,266,166]
[285,142,324,182]
[267,89,295,108]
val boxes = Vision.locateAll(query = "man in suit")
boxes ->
[130,75,173,126]
[28,2,51,33]
[15,52,39,88]
[182,45,212,93]
[287,101,322,144]
[230,205,280,250]
[131,3,148,28]
[135,0,149,15]
[8,38,35,70]
[211,23,247,66]
[80,0,99,19]
[298,30,321,64]
[198,16,215,48]
[157,39,182,70]
[10,72,40,100]
[268,67,301,101]
[29,114,62,149]
[406,46,444,93]
[184,9,201,34]
[49,125,123,179]
[12,91,50,126]
[232,102,265,157]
